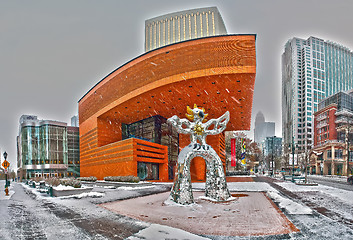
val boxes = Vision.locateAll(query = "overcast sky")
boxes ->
[1,0,353,168]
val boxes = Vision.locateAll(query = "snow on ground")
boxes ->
[59,191,105,199]
[118,185,155,191]
[267,191,313,214]
[126,223,211,240]
[3,180,353,239]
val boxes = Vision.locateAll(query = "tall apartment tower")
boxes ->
[282,36,353,153]
[145,6,227,52]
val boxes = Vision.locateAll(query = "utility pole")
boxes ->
[271,136,276,177]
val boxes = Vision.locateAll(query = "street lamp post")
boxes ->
[271,136,276,177]
[292,136,295,182]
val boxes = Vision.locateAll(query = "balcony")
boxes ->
[316,121,328,128]
[316,114,327,121]
[315,139,344,148]
[335,109,353,117]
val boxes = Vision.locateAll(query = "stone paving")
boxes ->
[101,191,299,237]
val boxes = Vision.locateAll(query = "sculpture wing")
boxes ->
[167,115,193,134]
[204,111,229,135]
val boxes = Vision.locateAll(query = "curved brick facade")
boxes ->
[79,35,256,180]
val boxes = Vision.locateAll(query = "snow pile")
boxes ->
[267,190,313,214]
[53,184,76,190]
[53,184,92,190]
[59,192,104,199]
[126,224,210,240]
[163,195,201,208]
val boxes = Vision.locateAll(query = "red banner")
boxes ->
[231,138,236,167]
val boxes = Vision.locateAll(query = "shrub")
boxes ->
[31,177,44,183]
[45,177,61,187]
[77,176,97,182]
[104,175,139,183]
[60,178,81,188]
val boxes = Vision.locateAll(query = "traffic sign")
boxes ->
[2,160,10,169]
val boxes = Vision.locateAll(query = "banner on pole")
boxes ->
[231,138,236,167]
[241,138,246,166]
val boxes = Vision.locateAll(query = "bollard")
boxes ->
[48,186,53,197]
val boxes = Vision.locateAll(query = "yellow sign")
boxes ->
[2,160,10,169]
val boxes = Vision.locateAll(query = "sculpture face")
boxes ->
[186,104,208,123]
[167,104,231,205]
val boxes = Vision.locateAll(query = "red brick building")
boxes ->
[311,91,353,176]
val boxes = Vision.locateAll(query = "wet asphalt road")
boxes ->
[307,176,353,191]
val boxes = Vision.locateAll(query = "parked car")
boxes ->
[348,176,353,185]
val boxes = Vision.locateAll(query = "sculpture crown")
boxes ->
[185,104,208,122]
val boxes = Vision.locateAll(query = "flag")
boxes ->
[231,138,236,167]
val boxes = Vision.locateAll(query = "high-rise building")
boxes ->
[254,111,275,144]
[282,36,353,153]
[17,115,80,179]
[145,7,227,52]
[71,115,79,127]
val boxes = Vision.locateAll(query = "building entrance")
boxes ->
[138,162,159,180]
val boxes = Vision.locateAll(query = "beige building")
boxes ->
[145,7,227,52]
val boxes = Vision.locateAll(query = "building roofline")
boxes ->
[315,103,337,116]
[78,34,257,103]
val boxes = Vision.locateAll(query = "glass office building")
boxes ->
[17,115,80,179]
[282,36,353,153]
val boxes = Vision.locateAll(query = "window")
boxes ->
[335,149,343,159]
[327,150,332,159]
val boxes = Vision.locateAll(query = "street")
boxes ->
[308,175,353,191]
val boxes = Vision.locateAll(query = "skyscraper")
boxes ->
[144,7,227,52]
[254,111,275,144]
[282,36,353,153]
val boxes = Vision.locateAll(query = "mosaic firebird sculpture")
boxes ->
[167,104,231,205]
